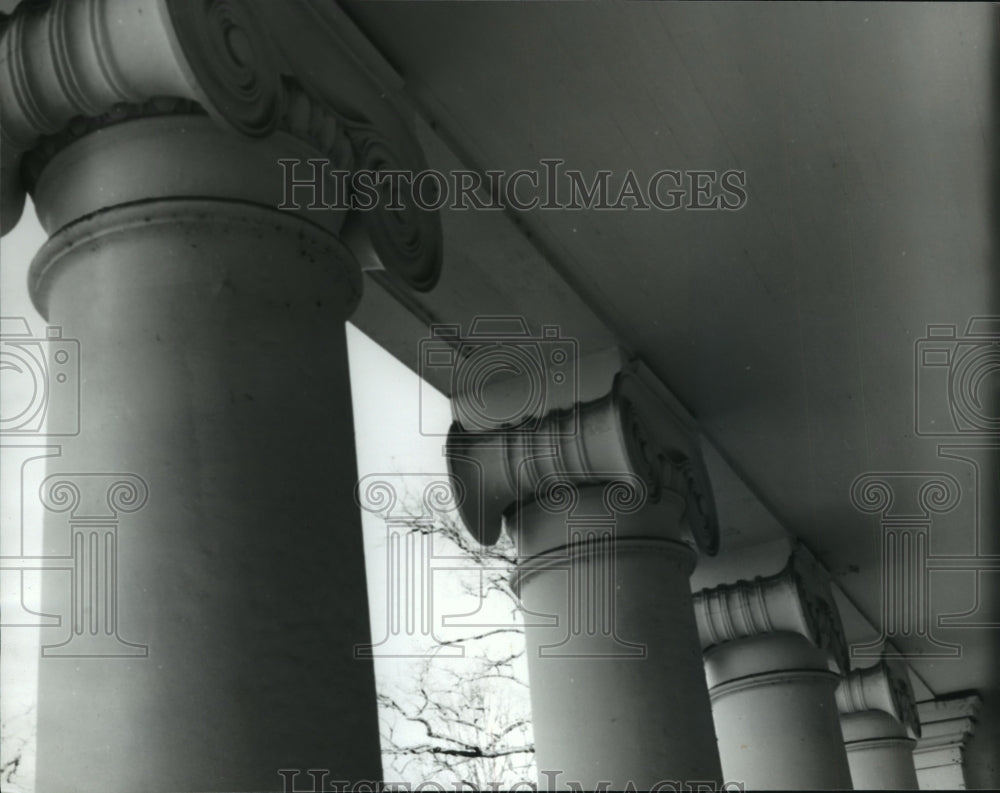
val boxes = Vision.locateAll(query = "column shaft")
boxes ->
[845,738,918,789]
[836,661,921,789]
[517,488,723,791]
[706,633,853,790]
[33,197,380,791]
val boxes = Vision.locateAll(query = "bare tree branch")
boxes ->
[372,485,535,787]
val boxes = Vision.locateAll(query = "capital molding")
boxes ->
[691,544,849,672]
[913,693,980,762]
[836,660,921,740]
[445,367,719,554]
[27,198,364,320]
[0,0,440,291]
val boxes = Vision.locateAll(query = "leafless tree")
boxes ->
[372,491,536,789]
[1,705,33,793]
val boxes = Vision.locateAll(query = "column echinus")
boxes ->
[836,660,921,789]
[0,1,441,791]
[446,366,725,791]
[692,546,855,790]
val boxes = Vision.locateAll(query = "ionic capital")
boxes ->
[692,545,849,672]
[446,369,719,554]
[0,0,440,291]
[836,660,921,740]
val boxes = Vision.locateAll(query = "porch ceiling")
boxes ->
[338,0,999,718]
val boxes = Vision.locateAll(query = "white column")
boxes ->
[448,370,724,791]
[0,2,441,790]
[836,660,920,789]
[913,694,981,790]
[693,546,854,790]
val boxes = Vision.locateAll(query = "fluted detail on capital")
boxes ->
[0,0,282,141]
[0,0,443,292]
[446,370,718,553]
[0,0,183,147]
[0,0,275,231]
[837,660,921,740]
[692,545,849,672]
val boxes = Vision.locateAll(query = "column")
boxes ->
[447,369,724,791]
[836,660,920,789]
[0,2,441,790]
[692,546,854,790]
[913,694,981,790]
